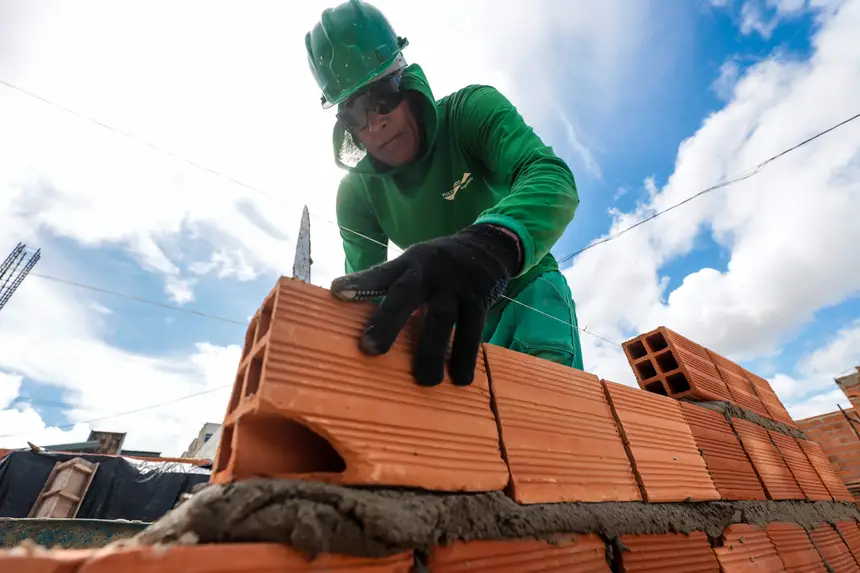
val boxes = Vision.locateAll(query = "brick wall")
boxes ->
[3,279,859,572]
[796,368,860,498]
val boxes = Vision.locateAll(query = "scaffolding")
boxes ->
[0,242,41,312]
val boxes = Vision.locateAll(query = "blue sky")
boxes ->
[1,0,859,455]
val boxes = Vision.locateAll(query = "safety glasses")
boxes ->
[336,72,404,132]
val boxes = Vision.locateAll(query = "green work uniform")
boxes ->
[332,64,584,369]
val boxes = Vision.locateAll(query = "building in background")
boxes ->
[796,366,860,499]
[33,430,162,457]
[181,422,221,459]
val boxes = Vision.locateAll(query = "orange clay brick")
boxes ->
[622,327,732,402]
[603,380,719,502]
[713,524,786,572]
[0,548,93,573]
[680,402,766,500]
[807,523,860,573]
[745,370,796,427]
[707,351,769,418]
[836,521,860,566]
[799,439,854,501]
[484,344,640,503]
[766,522,827,572]
[426,534,610,572]
[211,277,509,492]
[732,418,803,500]
[769,431,831,501]
[79,544,414,573]
[618,531,719,572]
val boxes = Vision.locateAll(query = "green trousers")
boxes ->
[482,271,584,369]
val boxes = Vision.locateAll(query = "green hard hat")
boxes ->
[306,0,409,108]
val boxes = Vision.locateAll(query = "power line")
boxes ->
[0,384,231,441]
[3,76,857,266]
[556,110,860,264]
[0,78,282,204]
[29,272,246,326]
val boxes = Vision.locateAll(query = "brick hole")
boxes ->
[627,340,648,359]
[645,332,668,353]
[241,315,258,360]
[654,350,679,373]
[236,414,347,476]
[227,372,243,414]
[635,359,658,381]
[244,349,264,397]
[645,381,668,396]
[255,296,274,346]
[215,424,234,473]
[666,372,691,393]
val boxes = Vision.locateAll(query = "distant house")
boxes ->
[39,430,162,458]
[181,422,221,459]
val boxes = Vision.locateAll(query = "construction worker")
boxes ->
[306,0,583,387]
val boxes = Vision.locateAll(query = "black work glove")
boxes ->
[330,224,521,387]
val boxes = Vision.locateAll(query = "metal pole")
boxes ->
[837,404,860,443]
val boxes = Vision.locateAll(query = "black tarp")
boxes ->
[0,451,210,521]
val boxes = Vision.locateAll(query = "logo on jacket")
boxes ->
[443,172,473,201]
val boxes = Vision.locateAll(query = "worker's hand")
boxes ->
[330,224,521,387]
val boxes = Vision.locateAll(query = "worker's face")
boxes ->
[337,74,420,167]
[356,98,420,167]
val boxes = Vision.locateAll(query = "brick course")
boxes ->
[484,344,641,503]
[604,380,719,502]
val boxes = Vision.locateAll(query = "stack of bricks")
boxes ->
[4,279,860,572]
[623,326,854,502]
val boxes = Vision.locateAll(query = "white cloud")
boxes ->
[770,0,809,14]
[0,372,23,410]
[164,276,197,305]
[713,0,823,39]
[189,250,257,282]
[0,404,94,449]
[89,301,112,315]
[0,271,239,455]
[768,319,860,416]
[782,388,849,420]
[713,60,742,101]
[565,0,860,415]
[555,108,602,179]
[741,1,782,38]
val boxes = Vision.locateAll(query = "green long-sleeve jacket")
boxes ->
[332,64,579,302]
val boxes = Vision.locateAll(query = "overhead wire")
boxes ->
[3,76,857,267]
[0,384,231,441]
[29,272,246,325]
[556,111,860,264]
[0,78,282,203]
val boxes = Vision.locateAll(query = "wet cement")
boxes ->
[133,478,860,558]
[691,400,808,440]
